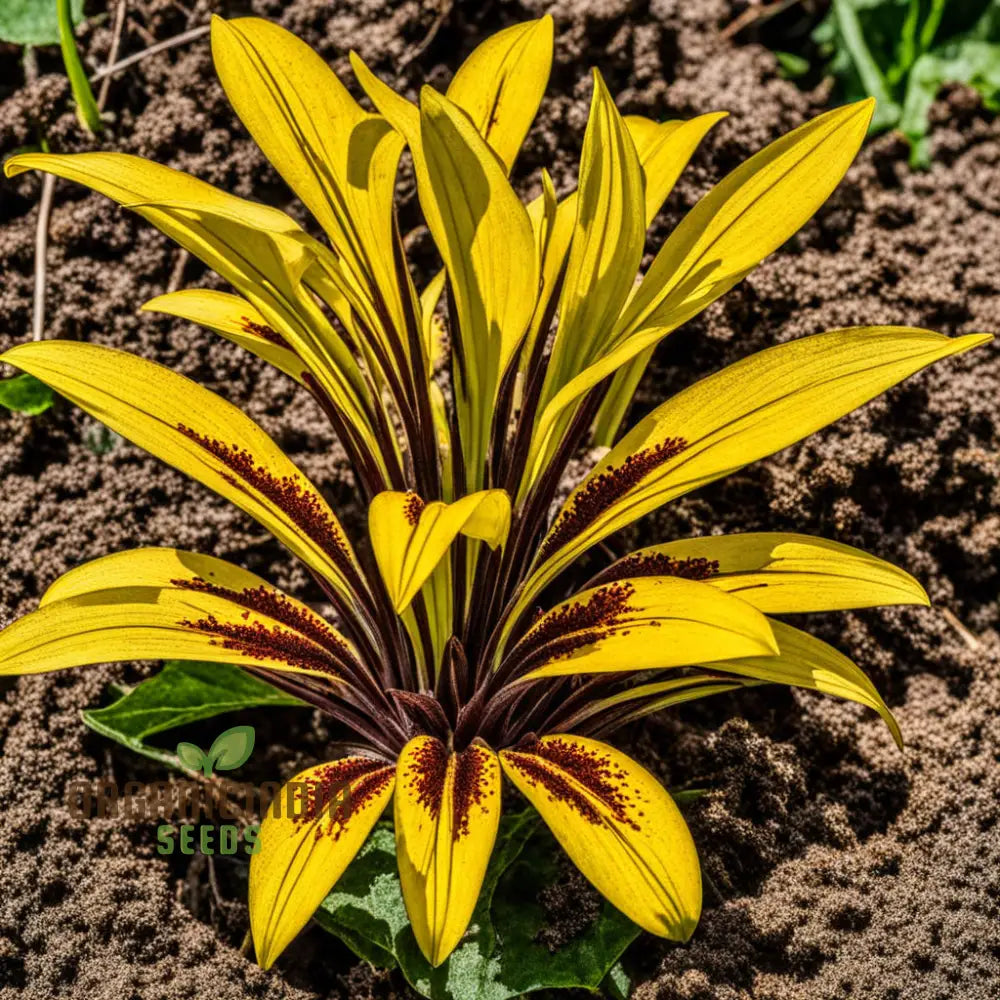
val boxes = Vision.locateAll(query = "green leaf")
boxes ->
[82,661,304,769]
[0,0,84,46]
[805,0,1000,163]
[176,741,207,772]
[315,812,640,1000]
[0,374,54,415]
[900,38,1000,164]
[774,51,810,79]
[208,724,256,771]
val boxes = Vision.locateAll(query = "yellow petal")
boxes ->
[0,564,354,680]
[697,620,903,747]
[540,70,645,412]
[600,532,929,613]
[250,757,395,969]
[500,735,700,939]
[418,87,538,486]
[508,327,991,642]
[626,112,727,227]
[211,17,409,354]
[3,152,376,443]
[445,16,554,172]
[141,289,305,383]
[619,99,875,337]
[1,340,365,605]
[589,111,727,446]
[508,576,777,680]
[369,489,511,613]
[395,737,502,966]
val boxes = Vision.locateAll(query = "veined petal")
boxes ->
[499,735,700,939]
[352,17,552,176]
[1,341,366,605]
[350,61,542,381]
[211,17,409,351]
[596,532,930,613]
[617,99,875,338]
[589,111,727,447]
[524,101,879,473]
[540,70,645,412]
[445,16,554,173]
[3,153,376,441]
[508,576,777,680]
[699,620,903,747]
[626,112,728,227]
[505,327,991,642]
[395,737,502,966]
[250,757,395,969]
[141,289,306,384]
[0,566,355,680]
[369,489,511,613]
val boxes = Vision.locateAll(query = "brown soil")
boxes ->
[1,1,998,999]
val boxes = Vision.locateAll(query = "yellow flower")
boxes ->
[0,14,990,972]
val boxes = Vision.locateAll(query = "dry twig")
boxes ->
[89,23,211,84]
[97,0,129,110]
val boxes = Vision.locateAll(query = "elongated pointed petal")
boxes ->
[500,735,700,939]
[142,289,305,383]
[508,327,991,638]
[1,340,366,605]
[711,619,902,745]
[446,16,552,172]
[369,489,511,613]
[250,757,395,969]
[395,737,502,966]
[420,86,537,373]
[0,552,355,679]
[3,153,375,443]
[541,70,645,407]
[211,17,409,350]
[597,532,929,613]
[619,99,875,337]
[508,576,776,680]
[627,112,728,227]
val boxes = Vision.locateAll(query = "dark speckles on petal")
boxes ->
[403,737,449,819]
[540,438,688,559]
[504,738,642,831]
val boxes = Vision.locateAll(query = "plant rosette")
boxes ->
[0,12,991,983]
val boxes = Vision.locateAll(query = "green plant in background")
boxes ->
[0,372,53,415]
[0,13,992,998]
[816,0,1000,163]
[176,723,256,777]
[56,0,101,133]
[0,0,84,46]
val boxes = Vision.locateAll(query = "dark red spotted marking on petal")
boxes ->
[539,438,688,560]
[511,582,636,673]
[592,554,719,587]
[451,746,494,842]
[240,315,292,350]
[172,578,348,657]
[179,614,341,676]
[288,758,394,840]
[402,738,448,819]
[177,425,352,569]
[507,738,641,831]
[403,492,425,526]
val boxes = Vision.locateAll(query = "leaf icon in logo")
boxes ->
[207,724,255,772]
[176,741,208,773]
